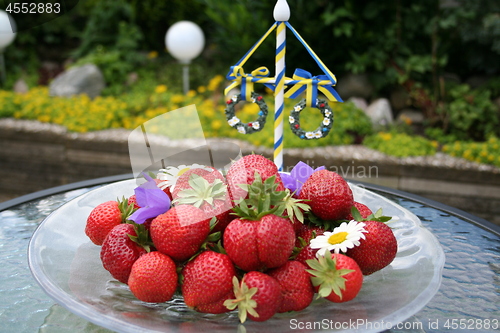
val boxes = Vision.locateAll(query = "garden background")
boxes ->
[1,0,500,167]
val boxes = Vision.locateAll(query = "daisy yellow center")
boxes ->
[328,232,348,245]
[177,167,190,176]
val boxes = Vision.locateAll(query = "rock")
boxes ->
[365,98,393,129]
[397,109,424,125]
[348,97,368,112]
[336,73,374,100]
[13,78,29,94]
[49,64,105,99]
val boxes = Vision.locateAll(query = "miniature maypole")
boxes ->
[224,0,343,171]
[273,0,290,172]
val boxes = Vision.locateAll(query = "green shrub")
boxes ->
[442,136,500,167]
[364,132,437,157]
[435,84,499,142]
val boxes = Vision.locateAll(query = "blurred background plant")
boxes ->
[1,0,499,167]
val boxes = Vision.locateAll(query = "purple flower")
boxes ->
[129,173,171,224]
[279,161,325,196]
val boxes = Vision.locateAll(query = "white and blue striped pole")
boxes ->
[273,0,290,172]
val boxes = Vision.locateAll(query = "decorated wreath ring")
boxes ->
[225,92,268,134]
[289,98,334,140]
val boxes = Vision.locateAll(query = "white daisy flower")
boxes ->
[310,220,367,256]
[325,110,332,116]
[157,164,213,191]
[232,95,239,102]
[237,126,246,134]
[228,116,240,127]
[294,105,303,112]
[305,132,315,139]
[251,97,256,103]
[252,122,260,130]
[289,116,295,123]
[314,131,322,138]
[323,117,331,126]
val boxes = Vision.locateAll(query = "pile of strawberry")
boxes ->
[84,154,397,323]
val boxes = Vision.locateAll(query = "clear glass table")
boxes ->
[0,175,499,333]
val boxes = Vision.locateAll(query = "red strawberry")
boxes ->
[294,223,325,247]
[268,260,314,313]
[150,205,211,262]
[181,251,236,313]
[85,198,135,245]
[223,214,295,272]
[306,252,363,303]
[299,170,354,221]
[128,251,177,303]
[295,244,319,266]
[346,202,373,221]
[226,154,285,201]
[194,291,234,314]
[100,223,148,284]
[346,220,397,275]
[171,167,224,199]
[172,172,234,233]
[223,173,295,272]
[127,195,140,209]
[224,272,282,323]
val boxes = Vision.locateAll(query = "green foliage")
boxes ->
[130,0,208,52]
[443,136,500,168]
[364,132,437,157]
[435,84,499,141]
[71,0,146,95]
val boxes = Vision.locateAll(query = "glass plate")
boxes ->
[28,180,445,333]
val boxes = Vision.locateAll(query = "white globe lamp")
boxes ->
[165,21,205,94]
[0,10,16,86]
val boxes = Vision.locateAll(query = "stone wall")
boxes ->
[1,118,499,226]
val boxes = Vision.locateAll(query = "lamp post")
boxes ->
[0,10,16,87]
[165,21,205,95]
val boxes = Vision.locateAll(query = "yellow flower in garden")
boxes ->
[198,86,207,94]
[380,132,392,141]
[187,90,196,98]
[155,85,168,94]
[148,51,159,59]
[203,108,215,118]
[207,75,224,91]
[171,94,185,104]
[212,119,222,130]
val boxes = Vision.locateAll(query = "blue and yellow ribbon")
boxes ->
[224,66,275,101]
[284,68,343,107]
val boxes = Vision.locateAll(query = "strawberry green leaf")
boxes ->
[223,276,259,323]
[127,223,154,253]
[364,207,393,223]
[305,251,354,300]
[350,206,363,222]
[174,174,227,208]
